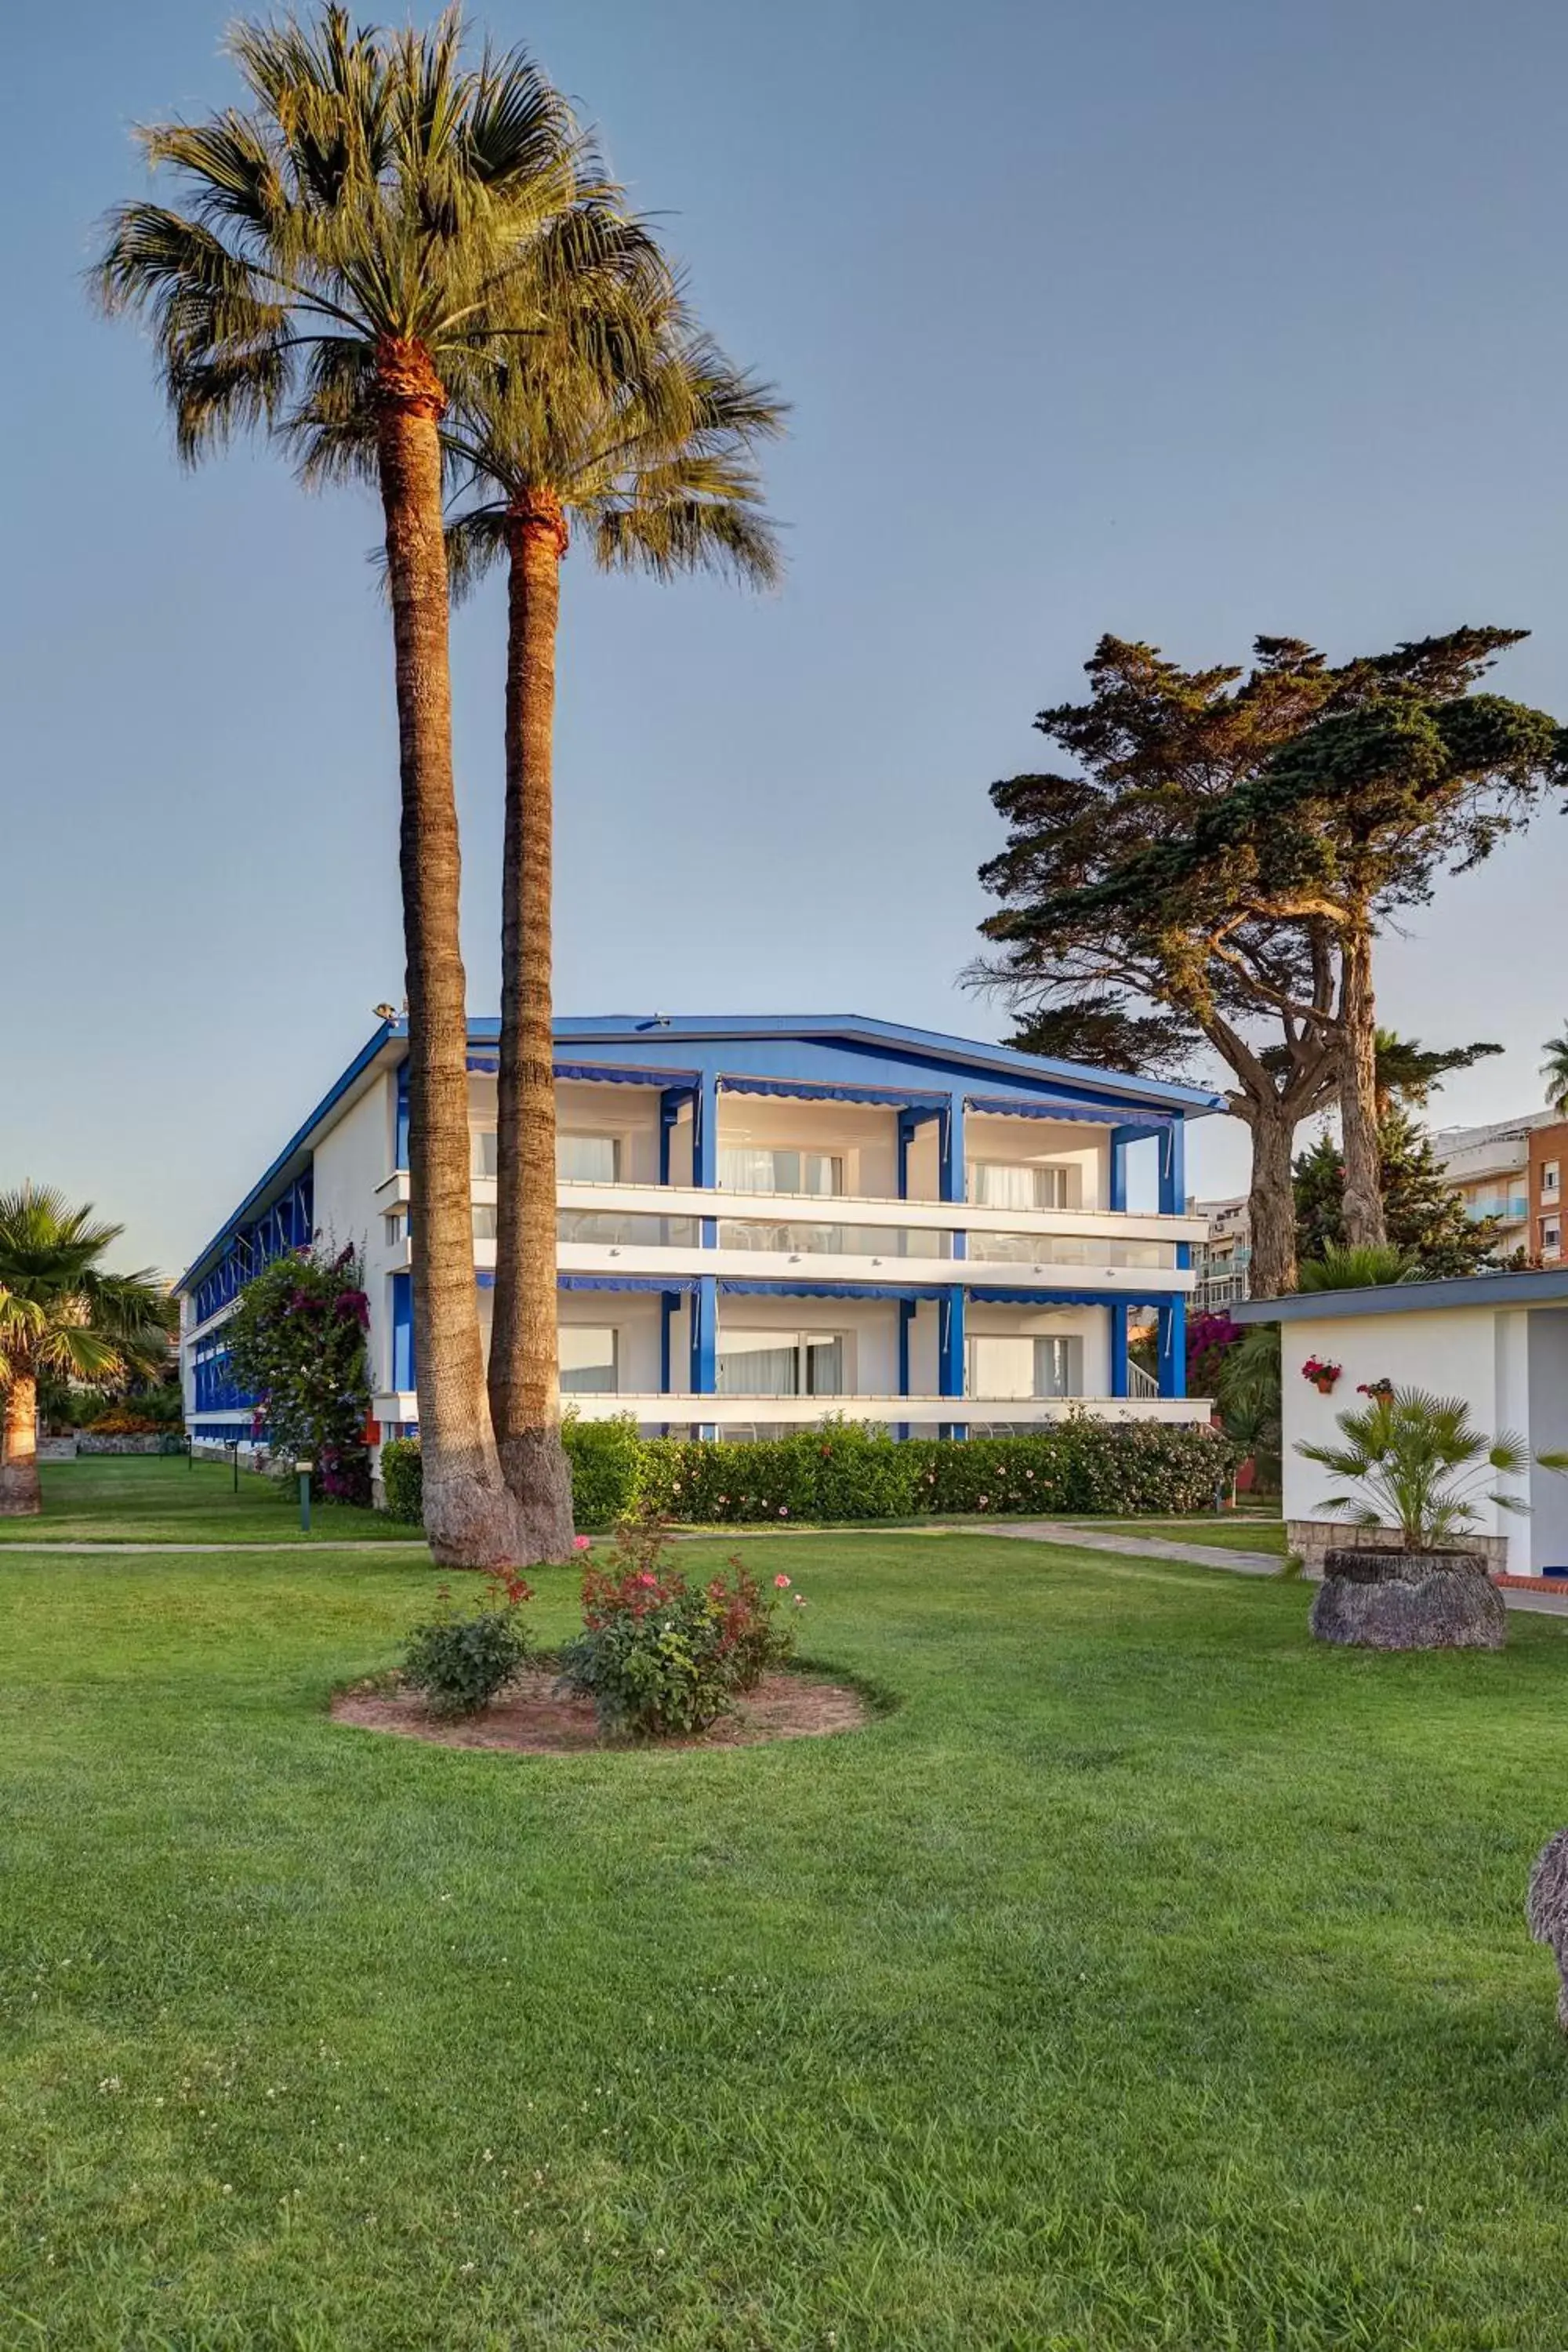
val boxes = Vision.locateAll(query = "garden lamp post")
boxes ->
[296,1460,313,1534]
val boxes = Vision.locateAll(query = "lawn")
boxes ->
[5,1529,1568,2349]
[0,1454,427,1546]
[1054,1514,1288,1556]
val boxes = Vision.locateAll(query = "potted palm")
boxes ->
[1296,1387,1566,1650]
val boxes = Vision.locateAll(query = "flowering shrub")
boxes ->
[379,1417,1235,1525]
[401,1568,534,1719]
[554,1515,800,1739]
[226,1242,372,1503]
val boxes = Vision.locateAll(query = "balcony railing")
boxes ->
[369,1386,1212,1429]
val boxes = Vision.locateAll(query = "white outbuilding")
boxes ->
[1234,1269,1568,1579]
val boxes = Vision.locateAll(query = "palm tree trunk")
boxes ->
[373,337,523,1569]
[490,492,575,1560]
[1339,923,1387,1248]
[0,1373,41,1516]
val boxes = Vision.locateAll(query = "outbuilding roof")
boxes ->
[1233,1267,1568,1325]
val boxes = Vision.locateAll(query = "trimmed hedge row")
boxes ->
[379,1414,1235,1529]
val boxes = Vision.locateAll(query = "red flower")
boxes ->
[774,1573,792,1589]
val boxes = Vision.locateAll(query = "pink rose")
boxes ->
[774,1573,791,1589]
[573,1535,591,1552]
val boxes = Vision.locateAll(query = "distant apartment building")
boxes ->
[1430,1112,1568,1263]
[1192,1196,1251,1311]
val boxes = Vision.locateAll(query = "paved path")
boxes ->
[990,1519,1282,1573]
[992,1519,1568,1616]
[9,1524,1568,1617]
[0,1540,426,1555]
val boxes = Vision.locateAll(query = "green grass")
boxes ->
[0,1455,426,1546]
[5,1529,1568,2347]
[1053,1514,1288,1556]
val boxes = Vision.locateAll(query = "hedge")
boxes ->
[379,1415,1235,1528]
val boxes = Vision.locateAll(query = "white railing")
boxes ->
[370,1389,1212,1429]
[1127,1361,1160,1399]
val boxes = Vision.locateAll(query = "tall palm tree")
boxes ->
[1542,1025,1568,1117]
[96,5,639,1565]
[440,304,784,1552]
[0,1189,171,1517]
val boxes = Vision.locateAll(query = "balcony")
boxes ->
[369,1386,1212,1431]
[379,1175,1203,1298]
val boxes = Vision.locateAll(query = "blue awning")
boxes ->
[718,1074,950,1110]
[720,1279,949,1301]
[556,1063,699,1089]
[466,1055,699,1087]
[964,1093,1172,1130]
[974,1287,1175,1308]
[558,1274,699,1295]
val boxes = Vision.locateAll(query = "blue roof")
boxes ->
[179,1011,1225,1291]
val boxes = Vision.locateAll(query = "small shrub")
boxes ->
[380,1436,423,1523]
[554,1515,802,1739]
[400,1569,534,1719]
[564,1411,644,1526]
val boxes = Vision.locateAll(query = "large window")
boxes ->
[558,1134,620,1183]
[968,1160,1074,1210]
[470,1127,499,1180]
[966,1334,1081,1399]
[717,1330,844,1397]
[718,1147,844,1197]
[560,1327,619,1394]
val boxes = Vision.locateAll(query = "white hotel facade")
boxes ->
[178,1014,1223,1455]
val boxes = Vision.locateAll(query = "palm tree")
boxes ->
[1543,1025,1568,1116]
[299,264,783,1553]
[96,6,640,1565]
[441,303,783,1552]
[1297,1387,1544,1552]
[0,1189,171,1517]
[1296,1241,1418,1290]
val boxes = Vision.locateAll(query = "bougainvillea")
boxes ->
[225,1242,372,1502]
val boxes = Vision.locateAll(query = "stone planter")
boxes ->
[1310,1547,1506,1651]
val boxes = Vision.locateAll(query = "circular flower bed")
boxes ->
[332,1667,869,1754]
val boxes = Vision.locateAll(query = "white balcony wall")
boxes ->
[714,1094,900,1199]
[310,1071,401,1393]
[966,1298,1110,1395]
[964,1111,1108,1211]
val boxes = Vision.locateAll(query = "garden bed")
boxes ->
[332,1665,870,1752]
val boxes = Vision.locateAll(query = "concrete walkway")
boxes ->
[0,1540,426,1555]
[991,1519,1281,1573]
[8,1523,1568,1617]
[993,1519,1568,1616]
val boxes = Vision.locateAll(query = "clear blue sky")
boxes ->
[9,0,1568,1274]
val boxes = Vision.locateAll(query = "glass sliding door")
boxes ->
[718,1148,844,1197]
[560,1327,619,1395]
[716,1330,847,1397]
[557,1134,620,1183]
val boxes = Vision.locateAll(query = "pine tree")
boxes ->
[1294,1109,1498,1277]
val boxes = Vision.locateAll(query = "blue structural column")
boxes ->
[897,1296,914,1441]
[931,1096,968,1430]
[390,1270,414,1395]
[691,1070,720,1432]
[394,1062,411,1171]
[1157,1117,1188,1399]
[1109,1124,1134,1213]
[1109,1303,1129,1398]
[938,1091,967,1436]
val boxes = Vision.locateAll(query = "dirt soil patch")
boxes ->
[332,1667,870,1754]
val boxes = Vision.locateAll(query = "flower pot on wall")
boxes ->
[1310,1548,1506,1651]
